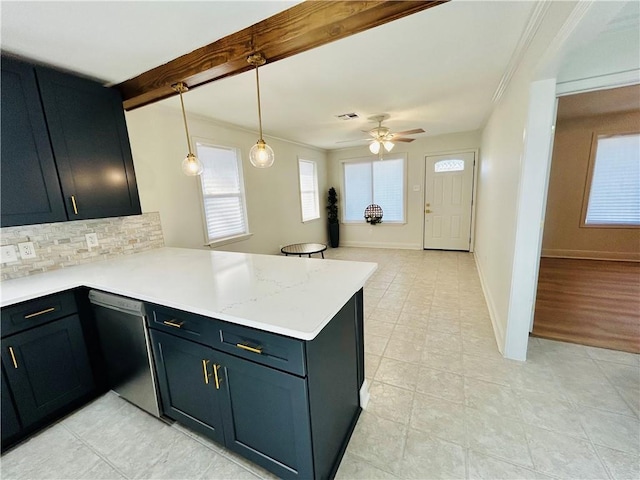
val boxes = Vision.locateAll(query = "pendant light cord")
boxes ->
[255,65,264,142]
[177,85,193,156]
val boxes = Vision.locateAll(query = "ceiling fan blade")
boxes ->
[393,128,425,136]
[393,137,415,143]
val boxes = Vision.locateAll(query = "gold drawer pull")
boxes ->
[213,364,221,390]
[163,319,184,328]
[236,343,263,355]
[71,195,78,215]
[202,359,211,384]
[24,307,56,319]
[8,347,18,369]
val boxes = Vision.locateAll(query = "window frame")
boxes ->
[341,154,407,225]
[580,129,640,229]
[194,138,252,246]
[297,158,320,223]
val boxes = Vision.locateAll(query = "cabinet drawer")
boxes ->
[147,304,218,345]
[1,291,77,337]
[217,323,306,377]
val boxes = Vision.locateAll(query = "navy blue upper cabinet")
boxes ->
[0,57,67,227]
[36,66,141,220]
[0,56,141,227]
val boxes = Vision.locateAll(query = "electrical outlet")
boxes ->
[85,233,99,249]
[18,242,36,259]
[1,245,19,263]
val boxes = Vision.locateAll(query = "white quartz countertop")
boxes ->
[0,248,377,340]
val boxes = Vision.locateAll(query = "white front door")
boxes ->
[423,152,475,251]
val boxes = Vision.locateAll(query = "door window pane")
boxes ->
[434,159,465,172]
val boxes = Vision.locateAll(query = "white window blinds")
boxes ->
[298,160,320,221]
[585,133,640,226]
[196,143,249,243]
[343,157,405,222]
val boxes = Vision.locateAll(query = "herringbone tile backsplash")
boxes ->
[0,212,164,280]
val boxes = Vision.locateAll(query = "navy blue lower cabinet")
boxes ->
[1,368,21,445]
[1,314,94,429]
[219,350,313,479]
[149,330,225,445]
[147,291,363,480]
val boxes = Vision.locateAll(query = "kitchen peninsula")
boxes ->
[1,247,377,479]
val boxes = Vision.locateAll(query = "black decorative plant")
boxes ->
[327,187,339,248]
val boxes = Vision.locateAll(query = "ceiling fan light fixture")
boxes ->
[383,141,394,152]
[369,141,381,155]
[172,82,203,176]
[247,53,274,169]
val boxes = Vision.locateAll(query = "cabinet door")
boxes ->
[36,66,141,220]
[149,330,225,444]
[1,366,22,444]
[219,351,313,480]
[0,57,67,227]
[1,315,94,428]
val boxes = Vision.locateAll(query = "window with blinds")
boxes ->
[343,156,405,223]
[196,142,250,243]
[584,133,640,226]
[298,159,320,222]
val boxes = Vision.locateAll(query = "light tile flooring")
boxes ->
[2,248,639,479]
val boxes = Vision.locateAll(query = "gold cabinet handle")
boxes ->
[8,347,18,369]
[163,319,184,328]
[236,343,262,355]
[202,359,211,384]
[213,364,221,390]
[425,209,432,214]
[24,307,56,319]
[71,195,78,215]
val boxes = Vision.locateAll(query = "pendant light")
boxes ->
[247,53,274,168]
[172,82,203,176]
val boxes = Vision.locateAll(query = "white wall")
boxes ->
[475,0,637,359]
[327,131,481,250]
[474,1,580,356]
[125,104,328,255]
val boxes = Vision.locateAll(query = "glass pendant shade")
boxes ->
[182,152,204,176]
[383,141,395,152]
[369,141,381,154]
[249,139,275,168]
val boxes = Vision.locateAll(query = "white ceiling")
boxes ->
[1,1,634,151]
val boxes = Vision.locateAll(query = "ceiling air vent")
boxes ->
[335,113,359,120]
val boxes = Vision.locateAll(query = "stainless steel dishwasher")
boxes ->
[88,290,160,417]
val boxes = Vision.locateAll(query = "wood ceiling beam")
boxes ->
[117,0,448,110]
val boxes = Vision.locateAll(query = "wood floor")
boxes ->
[533,257,640,353]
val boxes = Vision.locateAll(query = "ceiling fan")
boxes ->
[339,115,425,156]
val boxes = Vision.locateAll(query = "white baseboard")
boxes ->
[340,241,422,250]
[541,249,640,262]
[473,252,505,354]
[359,379,370,409]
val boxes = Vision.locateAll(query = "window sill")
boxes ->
[206,233,253,248]
[301,217,321,224]
[342,221,407,226]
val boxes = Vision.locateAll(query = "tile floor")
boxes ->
[2,248,639,480]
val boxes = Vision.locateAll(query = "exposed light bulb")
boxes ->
[369,141,381,155]
[383,141,394,152]
[249,139,275,168]
[181,153,203,176]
